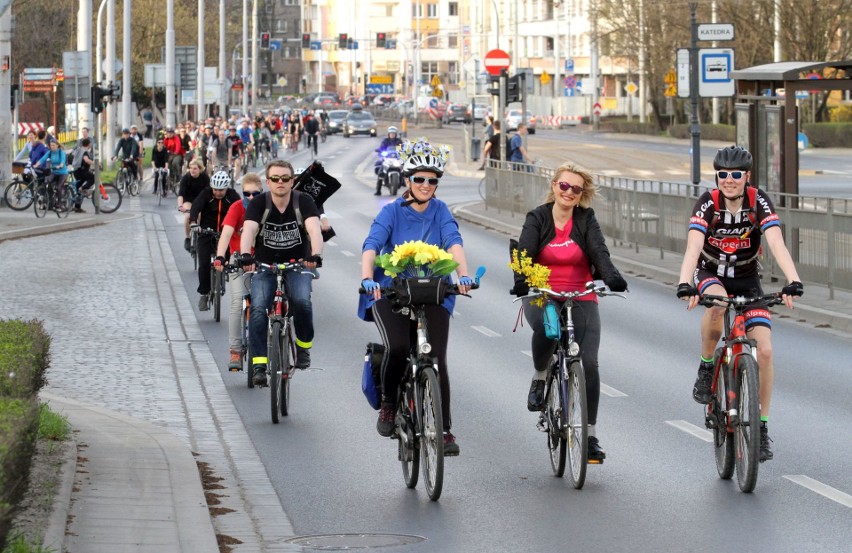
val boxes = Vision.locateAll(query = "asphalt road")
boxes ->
[158,135,851,552]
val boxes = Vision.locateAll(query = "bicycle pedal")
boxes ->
[588,459,604,465]
[228,367,241,372]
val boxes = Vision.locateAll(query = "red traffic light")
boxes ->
[261,32,270,48]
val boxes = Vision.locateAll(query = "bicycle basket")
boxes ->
[391,276,448,308]
[11,161,27,175]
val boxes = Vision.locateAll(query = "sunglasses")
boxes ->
[555,181,584,195]
[243,190,261,198]
[410,176,440,186]
[717,170,746,180]
[267,175,293,183]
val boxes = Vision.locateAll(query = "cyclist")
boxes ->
[177,159,211,251]
[163,126,186,180]
[510,163,628,463]
[359,138,472,456]
[208,128,231,172]
[151,137,170,195]
[255,120,272,160]
[215,172,264,369]
[237,119,254,165]
[676,145,803,462]
[190,170,240,311]
[33,139,70,206]
[239,160,324,385]
[303,112,320,156]
[129,125,145,181]
[287,113,301,151]
[373,126,403,195]
[113,128,139,179]
[71,138,95,213]
[226,126,243,179]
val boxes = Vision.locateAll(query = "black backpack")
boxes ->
[506,134,516,161]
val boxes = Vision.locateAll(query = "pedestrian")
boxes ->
[142,107,154,138]
[480,120,502,169]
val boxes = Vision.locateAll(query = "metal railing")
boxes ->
[482,163,852,296]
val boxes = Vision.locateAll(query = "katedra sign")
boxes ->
[697,23,735,41]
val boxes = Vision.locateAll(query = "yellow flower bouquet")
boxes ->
[375,240,459,277]
[509,248,551,306]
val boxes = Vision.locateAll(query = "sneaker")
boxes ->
[295,347,310,369]
[692,361,714,404]
[252,364,268,386]
[759,425,774,462]
[228,350,242,371]
[373,191,381,196]
[184,238,191,252]
[376,402,395,437]
[588,436,607,463]
[527,379,546,412]
[198,294,209,311]
[443,432,460,456]
[74,207,86,213]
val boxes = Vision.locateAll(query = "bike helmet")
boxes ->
[399,137,450,178]
[387,126,398,135]
[713,145,753,171]
[211,170,231,190]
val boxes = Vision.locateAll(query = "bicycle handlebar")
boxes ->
[253,261,318,278]
[512,283,626,303]
[358,281,480,298]
[698,293,783,309]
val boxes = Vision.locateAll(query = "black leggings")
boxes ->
[196,234,215,295]
[524,299,602,426]
[372,299,453,431]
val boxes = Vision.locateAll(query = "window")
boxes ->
[284,0,298,5]
[412,3,422,17]
[427,3,437,18]
[448,34,458,48]
[449,2,458,16]
[386,5,393,17]
[276,20,288,33]
[448,61,458,84]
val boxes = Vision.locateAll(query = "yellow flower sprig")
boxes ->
[509,248,551,306]
[376,240,459,277]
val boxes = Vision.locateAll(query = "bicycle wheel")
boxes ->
[399,393,420,489]
[734,355,761,492]
[4,179,34,210]
[712,354,734,480]
[33,186,48,218]
[56,188,72,218]
[128,176,140,196]
[419,365,444,501]
[544,371,566,477]
[96,183,122,213]
[269,321,283,424]
[243,301,254,388]
[212,269,222,322]
[115,170,126,195]
[279,322,294,417]
[565,359,588,489]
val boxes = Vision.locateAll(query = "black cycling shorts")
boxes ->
[693,266,771,329]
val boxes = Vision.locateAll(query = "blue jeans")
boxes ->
[249,269,314,366]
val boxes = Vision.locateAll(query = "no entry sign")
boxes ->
[484,49,511,76]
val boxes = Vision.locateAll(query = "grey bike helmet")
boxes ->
[387,126,398,135]
[713,145,753,171]
[211,170,231,189]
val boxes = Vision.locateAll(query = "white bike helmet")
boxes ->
[211,170,231,189]
[387,126,398,135]
[399,137,450,178]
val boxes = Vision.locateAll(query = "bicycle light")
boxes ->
[568,341,580,357]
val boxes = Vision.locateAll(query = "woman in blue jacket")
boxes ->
[359,138,472,456]
[34,139,70,201]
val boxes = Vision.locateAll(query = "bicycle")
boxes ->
[254,261,317,423]
[202,229,225,321]
[3,164,43,211]
[513,283,625,488]
[360,271,482,501]
[257,141,270,166]
[65,176,122,214]
[154,167,171,206]
[227,264,254,387]
[33,178,72,219]
[698,292,784,493]
[114,158,139,196]
[188,224,200,270]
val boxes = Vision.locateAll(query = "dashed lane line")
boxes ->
[340,250,355,257]
[472,325,501,337]
[665,419,713,443]
[784,475,852,508]
[600,383,628,397]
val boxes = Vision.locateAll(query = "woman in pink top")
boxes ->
[215,173,263,370]
[511,163,628,462]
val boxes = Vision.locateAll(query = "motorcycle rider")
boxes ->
[374,126,403,196]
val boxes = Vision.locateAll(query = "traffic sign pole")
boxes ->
[689,2,701,191]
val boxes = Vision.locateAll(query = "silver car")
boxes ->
[505,109,537,134]
[326,110,348,134]
[343,111,378,138]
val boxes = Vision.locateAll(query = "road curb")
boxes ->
[41,435,77,553]
[0,217,105,243]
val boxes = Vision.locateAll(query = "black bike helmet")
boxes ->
[713,145,753,171]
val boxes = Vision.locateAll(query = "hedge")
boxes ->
[0,320,51,550]
[0,398,39,552]
[0,320,50,398]
[668,124,736,142]
[802,123,852,148]
[604,121,663,136]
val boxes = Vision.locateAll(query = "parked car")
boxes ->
[343,110,378,137]
[442,103,470,124]
[372,94,395,107]
[326,110,348,134]
[505,109,537,134]
[469,103,490,121]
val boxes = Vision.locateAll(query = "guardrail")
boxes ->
[481,163,852,296]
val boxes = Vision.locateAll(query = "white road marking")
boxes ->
[600,169,621,176]
[521,350,532,357]
[323,209,340,218]
[340,250,354,257]
[665,169,684,175]
[600,383,628,397]
[471,325,501,337]
[174,214,184,224]
[665,420,713,442]
[453,310,461,316]
[633,169,654,177]
[784,475,852,508]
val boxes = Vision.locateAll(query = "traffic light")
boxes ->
[506,75,521,103]
[91,86,111,114]
[376,32,386,48]
[261,32,270,49]
[338,33,348,49]
[302,33,311,48]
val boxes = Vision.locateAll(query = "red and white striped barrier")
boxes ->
[17,122,45,135]
[537,116,583,128]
